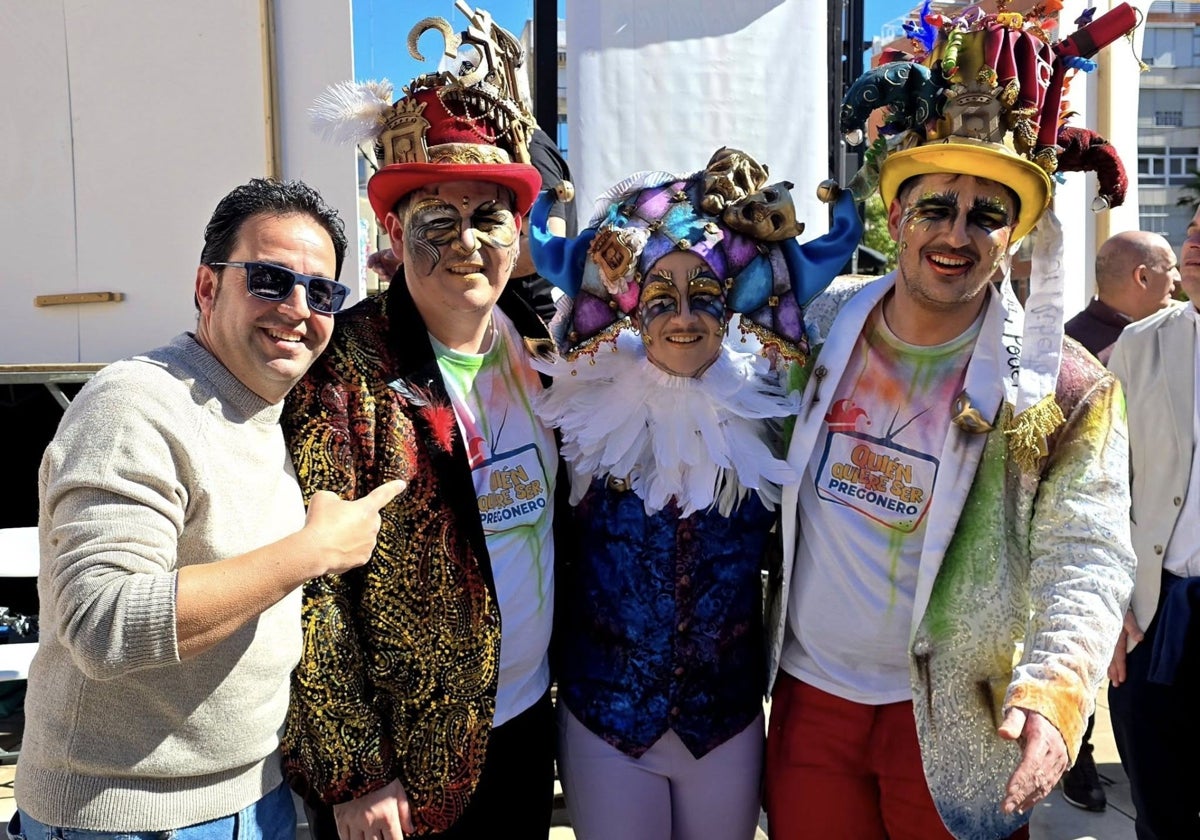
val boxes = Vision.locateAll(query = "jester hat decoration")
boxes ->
[530,148,863,363]
[841,1,1138,240]
[309,2,542,223]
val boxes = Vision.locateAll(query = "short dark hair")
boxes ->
[392,192,414,221]
[200,178,348,279]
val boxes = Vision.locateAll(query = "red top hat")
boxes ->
[366,87,541,222]
[310,5,542,223]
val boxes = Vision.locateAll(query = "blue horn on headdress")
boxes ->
[529,187,594,298]
[782,190,863,307]
[839,62,940,146]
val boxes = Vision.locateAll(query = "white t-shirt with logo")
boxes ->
[782,306,979,704]
[433,311,556,725]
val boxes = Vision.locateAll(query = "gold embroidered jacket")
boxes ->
[280,279,556,834]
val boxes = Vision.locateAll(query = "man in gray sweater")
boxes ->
[10,179,404,839]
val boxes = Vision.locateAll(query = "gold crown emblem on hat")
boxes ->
[307,4,536,174]
[378,97,431,167]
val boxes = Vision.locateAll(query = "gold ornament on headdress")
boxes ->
[406,1,536,164]
[589,228,639,291]
[700,147,770,214]
[308,3,537,172]
[378,97,431,165]
[428,143,512,165]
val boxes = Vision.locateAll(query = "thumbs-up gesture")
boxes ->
[302,480,406,576]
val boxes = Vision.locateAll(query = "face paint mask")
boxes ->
[406,197,519,274]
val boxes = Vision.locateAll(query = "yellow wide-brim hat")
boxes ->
[879,137,1053,243]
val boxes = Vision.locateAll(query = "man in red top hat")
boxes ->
[280,6,562,838]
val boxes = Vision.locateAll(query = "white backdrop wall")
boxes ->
[565,0,833,239]
[0,0,358,365]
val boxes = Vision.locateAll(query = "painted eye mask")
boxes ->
[638,270,725,325]
[408,198,519,250]
[902,191,1012,235]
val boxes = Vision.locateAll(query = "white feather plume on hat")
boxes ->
[308,79,395,145]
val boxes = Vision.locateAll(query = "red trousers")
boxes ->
[765,673,1029,840]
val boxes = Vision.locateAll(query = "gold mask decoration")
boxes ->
[951,390,995,434]
[721,181,806,241]
[402,2,535,165]
[699,147,770,214]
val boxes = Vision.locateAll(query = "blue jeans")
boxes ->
[7,781,296,840]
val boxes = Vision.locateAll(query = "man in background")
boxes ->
[1065,230,1180,364]
[1058,228,1179,812]
[1106,206,1200,839]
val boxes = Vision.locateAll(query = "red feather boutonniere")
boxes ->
[388,378,458,453]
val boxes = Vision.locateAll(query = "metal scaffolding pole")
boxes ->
[533,0,558,136]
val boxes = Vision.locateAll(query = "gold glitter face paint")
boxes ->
[986,242,1005,274]
[405,194,519,276]
[636,250,726,377]
[639,278,680,321]
[900,191,1012,236]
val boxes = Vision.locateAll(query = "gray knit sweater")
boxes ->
[16,334,304,829]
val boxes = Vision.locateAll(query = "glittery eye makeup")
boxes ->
[638,270,725,324]
[902,191,1012,235]
[687,274,725,321]
[968,198,1011,233]
[639,276,680,323]
[404,196,518,274]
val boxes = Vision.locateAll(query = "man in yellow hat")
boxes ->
[280,6,561,838]
[763,7,1139,838]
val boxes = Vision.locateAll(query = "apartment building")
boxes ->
[1138,1,1200,246]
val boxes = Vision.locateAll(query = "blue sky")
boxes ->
[352,0,917,89]
[352,0,551,88]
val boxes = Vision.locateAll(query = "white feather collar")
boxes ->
[532,330,800,516]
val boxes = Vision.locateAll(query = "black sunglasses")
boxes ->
[209,261,350,315]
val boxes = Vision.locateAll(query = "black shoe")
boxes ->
[1061,745,1107,812]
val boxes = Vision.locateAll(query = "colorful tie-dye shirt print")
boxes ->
[433,312,556,725]
[782,306,980,703]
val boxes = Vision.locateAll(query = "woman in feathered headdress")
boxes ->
[529,148,861,838]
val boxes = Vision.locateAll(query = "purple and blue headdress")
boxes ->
[530,147,862,364]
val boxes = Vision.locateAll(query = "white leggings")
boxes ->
[557,701,764,840]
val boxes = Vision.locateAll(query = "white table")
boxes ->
[0,643,36,682]
[0,527,38,578]
[0,528,38,768]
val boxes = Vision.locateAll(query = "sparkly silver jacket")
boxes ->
[766,275,1135,839]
